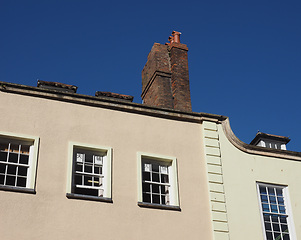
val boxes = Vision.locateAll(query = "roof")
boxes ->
[250,132,291,145]
[37,80,78,93]
[95,91,134,102]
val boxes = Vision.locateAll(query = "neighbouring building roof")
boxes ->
[37,80,78,93]
[250,131,291,145]
[95,91,134,102]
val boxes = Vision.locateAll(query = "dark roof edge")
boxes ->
[221,118,301,160]
[0,81,226,123]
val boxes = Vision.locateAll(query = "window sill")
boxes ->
[138,202,181,211]
[66,193,113,203]
[0,185,36,194]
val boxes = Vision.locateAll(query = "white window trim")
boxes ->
[137,152,179,208]
[257,182,296,240]
[0,131,39,192]
[67,142,112,200]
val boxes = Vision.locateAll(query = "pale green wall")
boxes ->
[218,124,301,240]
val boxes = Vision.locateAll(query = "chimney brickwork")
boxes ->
[141,31,192,112]
[169,42,191,111]
[141,43,173,109]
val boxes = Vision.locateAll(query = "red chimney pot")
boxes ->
[172,31,181,43]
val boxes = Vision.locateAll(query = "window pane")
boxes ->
[10,144,19,153]
[283,234,290,240]
[18,166,28,176]
[279,205,286,214]
[20,145,30,154]
[269,196,276,204]
[143,172,150,181]
[84,176,92,186]
[7,165,17,175]
[19,154,29,165]
[85,154,93,163]
[271,215,279,223]
[276,188,283,196]
[280,216,287,224]
[0,143,8,152]
[143,193,151,203]
[264,214,270,221]
[8,153,18,163]
[152,184,159,193]
[273,223,280,231]
[16,177,26,187]
[260,186,267,194]
[94,155,103,165]
[265,222,272,231]
[75,175,82,185]
[76,153,84,163]
[0,174,4,184]
[152,194,160,204]
[160,166,168,174]
[281,224,289,233]
[278,197,284,205]
[271,204,278,213]
[152,173,159,182]
[268,187,275,195]
[84,164,92,173]
[144,163,151,172]
[152,163,159,172]
[76,163,83,172]
[262,204,270,212]
[261,194,268,203]
[0,163,6,173]
[93,177,100,186]
[6,175,16,186]
[161,174,169,184]
[0,152,8,162]
[266,231,273,240]
[142,183,150,192]
[161,185,168,194]
[94,166,100,174]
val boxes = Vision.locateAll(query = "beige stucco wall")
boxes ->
[218,124,301,240]
[0,91,212,240]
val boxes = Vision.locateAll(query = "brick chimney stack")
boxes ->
[141,31,192,112]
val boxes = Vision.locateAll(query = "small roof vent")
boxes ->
[37,80,78,93]
[250,132,290,150]
[95,91,134,102]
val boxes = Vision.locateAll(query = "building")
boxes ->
[0,31,300,240]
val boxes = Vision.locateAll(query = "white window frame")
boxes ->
[137,152,179,209]
[0,131,39,192]
[66,142,112,201]
[257,182,296,240]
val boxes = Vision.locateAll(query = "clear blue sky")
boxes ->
[1,1,300,151]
